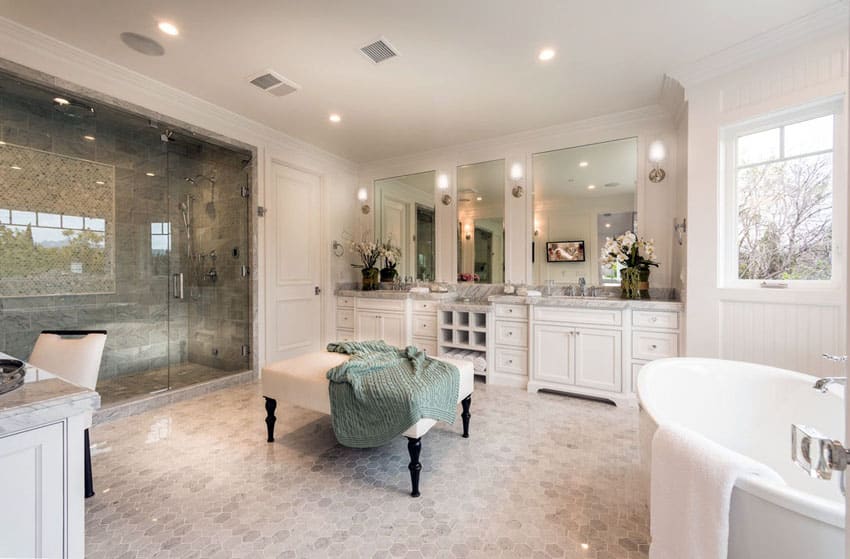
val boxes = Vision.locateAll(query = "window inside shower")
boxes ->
[0,70,253,406]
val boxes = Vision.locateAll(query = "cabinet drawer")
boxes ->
[533,306,622,326]
[335,329,355,342]
[413,315,438,338]
[495,321,528,347]
[336,309,354,328]
[338,296,355,308]
[495,305,528,320]
[412,338,437,356]
[413,300,438,313]
[632,331,679,360]
[357,298,407,312]
[633,310,678,330]
[495,347,527,376]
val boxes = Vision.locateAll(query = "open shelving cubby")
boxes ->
[437,306,490,380]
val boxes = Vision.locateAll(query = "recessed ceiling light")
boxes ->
[53,97,70,106]
[0,141,6,145]
[145,172,156,177]
[587,184,596,190]
[329,113,342,123]
[83,135,96,141]
[157,21,179,36]
[581,543,590,550]
[579,161,588,167]
[95,180,106,185]
[10,165,22,170]
[605,223,611,228]
[476,196,483,201]
[538,48,556,62]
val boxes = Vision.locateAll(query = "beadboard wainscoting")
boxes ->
[719,299,844,377]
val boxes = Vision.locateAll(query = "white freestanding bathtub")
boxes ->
[638,358,845,559]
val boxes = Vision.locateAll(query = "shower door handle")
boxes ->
[173,273,184,300]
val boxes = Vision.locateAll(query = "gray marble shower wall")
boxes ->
[0,71,250,385]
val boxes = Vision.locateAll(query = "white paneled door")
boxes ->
[266,163,322,363]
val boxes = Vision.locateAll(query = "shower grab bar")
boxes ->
[172,273,184,300]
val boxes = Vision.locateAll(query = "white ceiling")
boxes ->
[0,0,838,162]
[533,138,637,202]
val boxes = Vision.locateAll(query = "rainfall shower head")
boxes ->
[184,173,216,185]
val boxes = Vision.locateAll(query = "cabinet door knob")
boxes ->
[507,359,513,364]
[651,344,657,350]
[650,316,658,322]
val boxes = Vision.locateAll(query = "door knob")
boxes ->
[314,286,322,295]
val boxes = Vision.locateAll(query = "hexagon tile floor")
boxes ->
[85,380,650,559]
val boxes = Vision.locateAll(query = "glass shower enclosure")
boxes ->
[0,70,253,406]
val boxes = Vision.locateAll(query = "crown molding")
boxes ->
[0,16,357,173]
[669,2,850,90]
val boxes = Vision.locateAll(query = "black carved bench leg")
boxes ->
[461,395,471,438]
[264,397,277,443]
[84,428,94,499]
[407,437,422,498]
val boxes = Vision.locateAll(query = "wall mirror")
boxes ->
[456,159,505,283]
[374,170,436,281]
[532,137,637,285]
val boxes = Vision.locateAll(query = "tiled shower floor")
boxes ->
[96,362,241,407]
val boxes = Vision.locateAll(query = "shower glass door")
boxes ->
[166,140,251,390]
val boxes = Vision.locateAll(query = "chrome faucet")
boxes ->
[813,354,847,392]
[813,377,846,393]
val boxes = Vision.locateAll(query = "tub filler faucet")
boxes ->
[812,353,847,392]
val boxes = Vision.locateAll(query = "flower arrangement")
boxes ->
[350,240,381,270]
[601,231,657,298]
[379,240,402,282]
[457,272,480,282]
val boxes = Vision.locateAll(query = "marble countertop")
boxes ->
[335,288,682,311]
[489,295,683,311]
[0,353,100,436]
[336,289,456,301]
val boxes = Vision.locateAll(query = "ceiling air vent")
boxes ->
[360,38,399,64]
[248,70,300,97]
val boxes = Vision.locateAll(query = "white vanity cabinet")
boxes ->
[492,304,529,387]
[354,299,409,347]
[629,309,681,392]
[527,303,681,403]
[0,370,98,559]
[336,295,411,348]
[531,317,623,398]
[411,300,439,356]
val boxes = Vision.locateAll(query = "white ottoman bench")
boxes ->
[262,352,474,497]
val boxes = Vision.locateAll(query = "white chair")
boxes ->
[29,330,107,499]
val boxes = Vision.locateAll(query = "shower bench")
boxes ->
[261,351,473,497]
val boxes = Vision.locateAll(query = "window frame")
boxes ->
[721,97,845,290]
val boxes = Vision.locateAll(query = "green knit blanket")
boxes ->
[325,340,460,448]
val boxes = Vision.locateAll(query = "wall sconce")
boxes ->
[437,173,452,206]
[510,162,524,198]
[648,140,667,183]
[533,218,540,237]
[464,223,472,240]
[357,187,371,214]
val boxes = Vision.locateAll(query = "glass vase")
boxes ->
[620,267,641,299]
[361,267,379,291]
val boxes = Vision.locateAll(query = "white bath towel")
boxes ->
[649,423,784,559]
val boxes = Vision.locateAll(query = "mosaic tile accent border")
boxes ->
[0,142,115,297]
